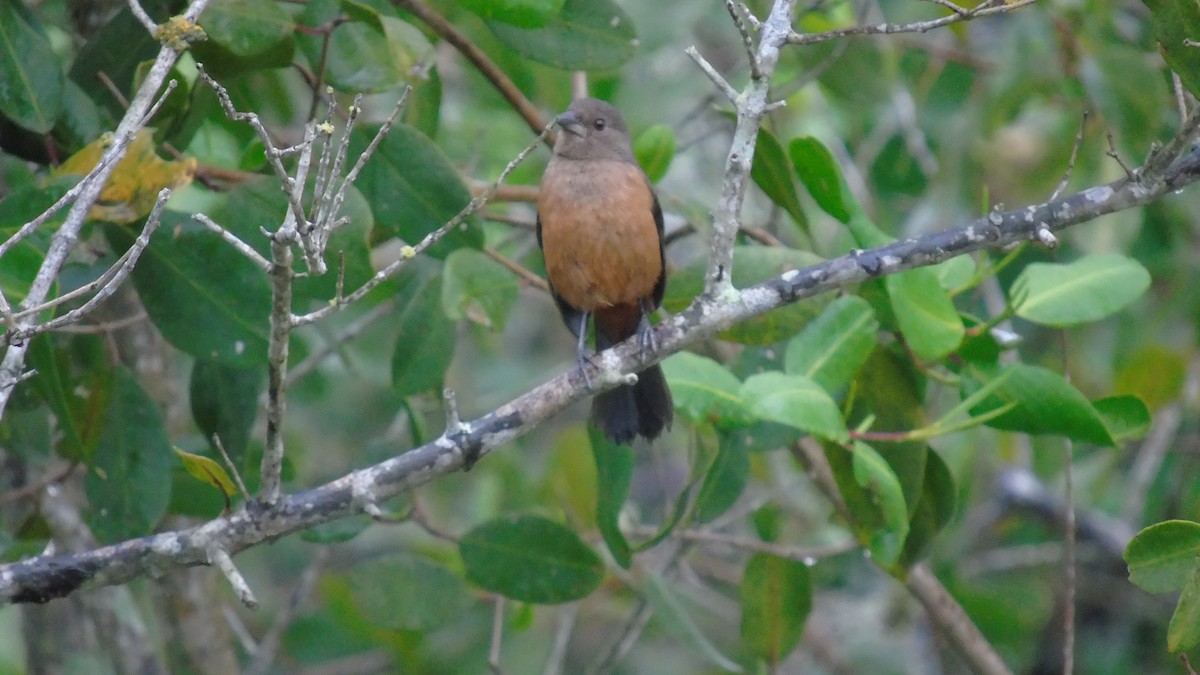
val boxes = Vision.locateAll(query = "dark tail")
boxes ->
[592,364,673,445]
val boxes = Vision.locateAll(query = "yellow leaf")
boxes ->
[174,446,238,498]
[54,129,196,223]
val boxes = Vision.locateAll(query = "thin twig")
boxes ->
[394,0,549,139]
[285,298,396,386]
[194,214,272,272]
[209,546,258,608]
[1105,129,1134,180]
[907,565,1013,675]
[484,246,549,291]
[685,46,739,104]
[1173,72,1190,123]
[1050,111,1089,202]
[212,435,251,503]
[0,462,80,506]
[541,603,579,675]
[1061,439,1077,674]
[726,0,761,78]
[3,189,171,346]
[625,525,856,562]
[293,123,553,327]
[788,0,1041,44]
[488,596,506,675]
[125,0,159,34]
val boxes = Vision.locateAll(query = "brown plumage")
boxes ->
[537,98,673,444]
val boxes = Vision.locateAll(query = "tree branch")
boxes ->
[393,0,549,140]
[4,143,1199,605]
[0,0,212,420]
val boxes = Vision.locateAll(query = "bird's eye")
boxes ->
[592,118,606,131]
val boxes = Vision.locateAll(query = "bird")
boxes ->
[537,97,673,445]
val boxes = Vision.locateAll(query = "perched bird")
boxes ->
[537,98,673,444]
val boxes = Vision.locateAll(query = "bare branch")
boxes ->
[3,189,170,346]
[125,0,159,34]
[685,46,739,104]
[209,546,258,608]
[0,0,212,420]
[292,122,553,328]
[788,0,1041,45]
[194,213,272,272]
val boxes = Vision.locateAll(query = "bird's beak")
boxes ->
[555,110,586,137]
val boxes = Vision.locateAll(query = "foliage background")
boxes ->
[1,0,1199,672]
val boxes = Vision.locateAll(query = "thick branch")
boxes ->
[3,146,1198,605]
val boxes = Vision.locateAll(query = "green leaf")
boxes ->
[886,268,964,361]
[590,426,633,568]
[442,249,519,330]
[458,0,564,27]
[86,367,172,544]
[1010,254,1151,327]
[189,358,264,463]
[752,128,806,228]
[193,0,296,75]
[173,447,237,498]
[969,364,1115,446]
[851,441,909,567]
[741,372,848,442]
[106,215,272,367]
[664,246,829,345]
[460,515,604,604]
[1142,0,1200,100]
[1170,564,1200,653]
[784,294,878,391]
[392,273,457,396]
[633,124,675,183]
[933,254,977,293]
[1093,395,1151,443]
[789,136,850,223]
[898,449,956,567]
[643,572,743,672]
[486,0,636,71]
[854,347,927,519]
[1115,346,1187,411]
[1125,520,1200,593]
[351,123,479,259]
[27,334,109,461]
[740,553,812,665]
[298,0,431,93]
[693,437,749,524]
[661,352,747,428]
[348,554,472,630]
[845,209,893,249]
[0,0,63,133]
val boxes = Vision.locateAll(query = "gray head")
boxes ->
[552,98,635,162]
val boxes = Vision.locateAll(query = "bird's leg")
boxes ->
[575,311,594,390]
[637,298,657,356]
